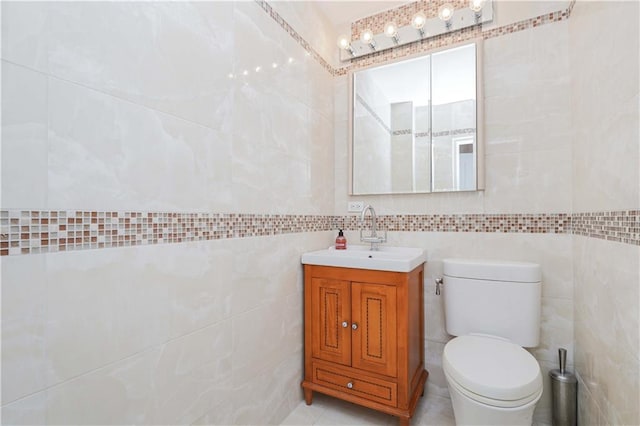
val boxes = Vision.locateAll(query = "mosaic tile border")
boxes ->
[572,210,640,246]
[254,0,336,76]
[2,210,637,256]
[356,93,391,134]
[256,0,575,77]
[0,210,334,256]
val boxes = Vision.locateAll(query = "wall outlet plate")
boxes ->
[348,201,364,213]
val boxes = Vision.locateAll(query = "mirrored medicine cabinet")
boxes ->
[349,40,484,195]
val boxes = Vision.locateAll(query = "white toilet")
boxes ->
[441,258,543,426]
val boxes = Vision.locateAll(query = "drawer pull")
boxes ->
[352,323,358,330]
[342,321,349,328]
[347,382,354,389]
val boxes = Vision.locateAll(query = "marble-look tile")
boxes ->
[280,391,454,426]
[0,390,47,426]
[1,255,47,404]
[484,22,570,99]
[0,1,50,71]
[232,351,304,425]
[483,146,572,213]
[42,321,232,425]
[411,390,456,426]
[233,1,310,108]
[231,292,303,386]
[230,235,304,316]
[529,297,574,365]
[144,321,233,425]
[482,1,570,32]
[1,61,48,209]
[267,1,337,68]
[577,372,605,426]
[47,77,231,212]
[45,2,234,129]
[44,246,170,387]
[570,1,639,213]
[425,339,451,399]
[309,115,336,213]
[164,242,234,339]
[573,236,640,425]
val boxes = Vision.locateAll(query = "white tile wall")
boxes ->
[570,1,640,424]
[1,1,335,424]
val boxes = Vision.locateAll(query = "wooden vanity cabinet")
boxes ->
[302,264,428,426]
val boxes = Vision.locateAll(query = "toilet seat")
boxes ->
[443,335,543,408]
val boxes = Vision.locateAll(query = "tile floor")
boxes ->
[280,390,455,426]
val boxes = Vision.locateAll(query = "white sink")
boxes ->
[301,245,427,273]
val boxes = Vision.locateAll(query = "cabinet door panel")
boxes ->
[311,278,351,366]
[351,282,397,377]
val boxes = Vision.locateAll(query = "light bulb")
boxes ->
[337,34,351,50]
[272,62,278,68]
[438,4,454,22]
[469,0,485,12]
[360,29,374,44]
[384,22,398,38]
[255,66,261,72]
[288,57,294,64]
[412,12,427,29]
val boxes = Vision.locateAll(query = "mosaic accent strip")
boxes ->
[0,210,334,256]
[2,210,637,256]
[344,213,571,234]
[257,0,575,78]
[253,0,336,76]
[572,211,640,246]
[481,9,572,40]
[392,129,412,136]
[356,93,391,134]
[433,128,476,137]
[338,3,574,75]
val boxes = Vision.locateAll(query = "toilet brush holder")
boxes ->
[549,348,577,426]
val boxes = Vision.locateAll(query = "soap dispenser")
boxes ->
[335,229,347,250]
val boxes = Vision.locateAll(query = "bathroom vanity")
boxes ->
[301,246,428,426]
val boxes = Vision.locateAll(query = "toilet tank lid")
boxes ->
[443,258,541,283]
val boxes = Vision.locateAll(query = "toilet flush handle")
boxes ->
[435,278,443,295]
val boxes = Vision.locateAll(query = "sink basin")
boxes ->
[301,245,427,273]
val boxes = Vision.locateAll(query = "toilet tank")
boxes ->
[443,258,542,347]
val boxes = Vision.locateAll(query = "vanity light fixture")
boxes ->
[412,12,427,38]
[470,0,486,13]
[384,21,400,44]
[337,0,493,61]
[360,29,376,50]
[337,34,355,56]
[438,3,455,29]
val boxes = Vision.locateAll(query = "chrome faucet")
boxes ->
[360,205,387,250]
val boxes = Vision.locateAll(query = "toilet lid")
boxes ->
[443,335,542,402]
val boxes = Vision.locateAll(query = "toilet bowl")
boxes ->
[443,335,543,425]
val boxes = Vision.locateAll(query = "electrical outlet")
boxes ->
[348,201,364,212]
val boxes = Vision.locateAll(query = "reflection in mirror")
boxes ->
[350,41,482,195]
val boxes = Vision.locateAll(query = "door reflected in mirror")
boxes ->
[350,41,483,195]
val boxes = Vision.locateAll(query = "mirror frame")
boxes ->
[348,38,485,195]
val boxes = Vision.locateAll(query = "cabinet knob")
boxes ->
[352,323,358,330]
[347,382,354,389]
[341,321,349,328]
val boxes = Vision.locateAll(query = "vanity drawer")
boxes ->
[312,362,397,407]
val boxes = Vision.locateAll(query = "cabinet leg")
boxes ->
[398,416,410,426]
[304,388,313,405]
